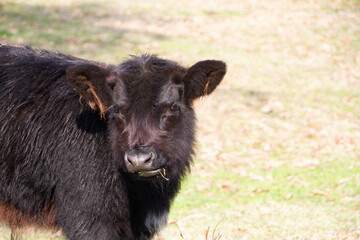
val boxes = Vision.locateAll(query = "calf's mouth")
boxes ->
[137,168,162,177]
[136,167,169,180]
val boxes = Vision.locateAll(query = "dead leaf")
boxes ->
[311,190,331,199]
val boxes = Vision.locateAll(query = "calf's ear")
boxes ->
[67,64,112,116]
[184,60,226,104]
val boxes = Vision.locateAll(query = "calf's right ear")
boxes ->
[67,64,112,115]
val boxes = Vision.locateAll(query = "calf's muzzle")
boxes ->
[124,146,162,177]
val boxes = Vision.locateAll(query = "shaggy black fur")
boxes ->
[0,44,226,240]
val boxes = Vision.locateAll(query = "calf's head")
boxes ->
[67,55,226,180]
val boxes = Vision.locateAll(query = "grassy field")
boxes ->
[1,0,360,239]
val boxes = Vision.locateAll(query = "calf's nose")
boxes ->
[124,148,156,172]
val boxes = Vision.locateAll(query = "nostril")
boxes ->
[144,152,155,164]
[124,152,133,165]
[150,152,155,161]
[144,156,151,163]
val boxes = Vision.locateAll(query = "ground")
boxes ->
[0,0,360,239]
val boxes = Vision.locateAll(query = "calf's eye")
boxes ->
[113,106,119,113]
[170,104,180,112]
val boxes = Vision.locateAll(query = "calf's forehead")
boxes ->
[157,81,183,105]
[113,58,185,106]
[117,74,183,108]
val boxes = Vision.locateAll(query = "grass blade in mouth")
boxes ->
[159,168,169,181]
[137,168,162,177]
[136,168,168,179]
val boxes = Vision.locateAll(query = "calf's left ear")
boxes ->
[184,60,226,104]
[67,64,112,116]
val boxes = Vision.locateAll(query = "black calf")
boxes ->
[0,44,226,240]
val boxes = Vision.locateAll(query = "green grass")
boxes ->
[166,157,359,239]
[1,0,360,239]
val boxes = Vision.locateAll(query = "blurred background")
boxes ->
[1,0,360,239]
